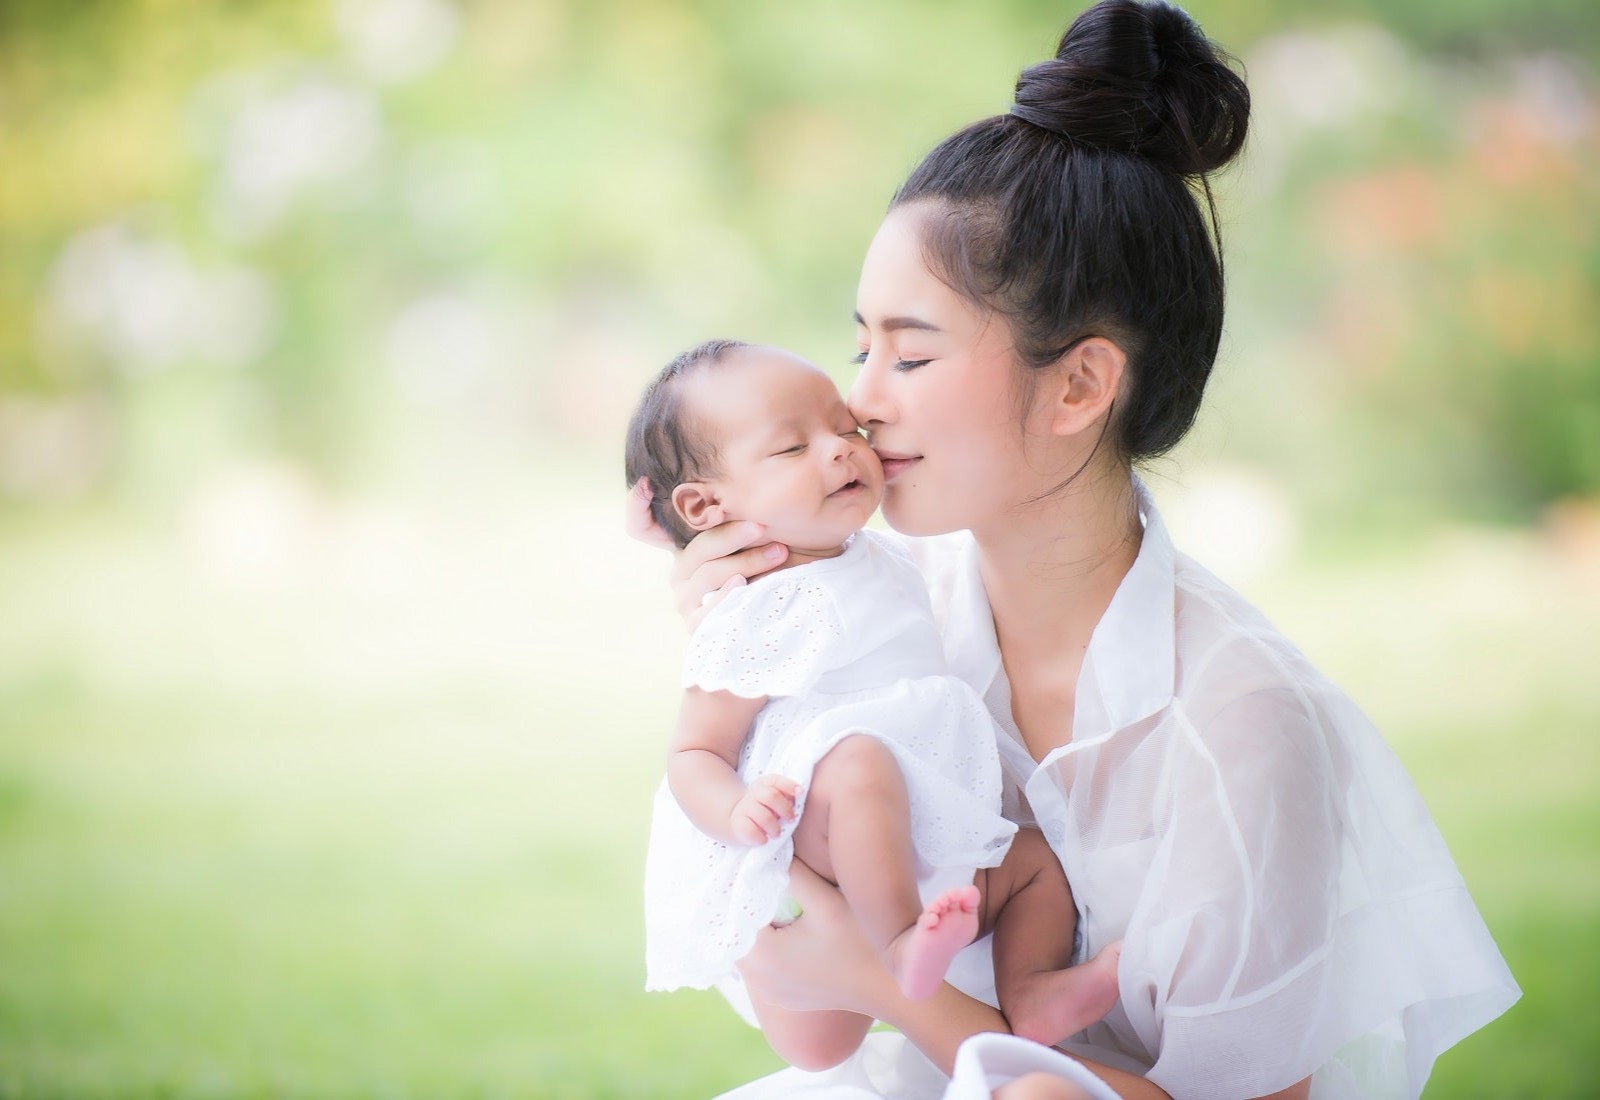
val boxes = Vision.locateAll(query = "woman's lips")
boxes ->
[875,453,920,481]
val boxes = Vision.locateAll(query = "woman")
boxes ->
[631,2,1519,1096]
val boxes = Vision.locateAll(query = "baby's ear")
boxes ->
[671,483,727,533]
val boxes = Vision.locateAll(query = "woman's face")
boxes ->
[850,205,1051,537]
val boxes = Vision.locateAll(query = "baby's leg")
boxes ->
[792,734,979,1000]
[747,994,873,1072]
[980,828,1121,1047]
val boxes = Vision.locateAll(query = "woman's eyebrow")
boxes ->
[853,310,943,334]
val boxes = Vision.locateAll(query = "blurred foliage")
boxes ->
[0,0,1596,524]
[1,3,1598,1096]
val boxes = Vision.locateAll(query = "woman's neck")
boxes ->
[973,471,1142,690]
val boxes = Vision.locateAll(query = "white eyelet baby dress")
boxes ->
[644,529,1018,992]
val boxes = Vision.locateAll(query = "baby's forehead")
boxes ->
[681,348,847,426]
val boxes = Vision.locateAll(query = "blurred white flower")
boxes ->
[1511,53,1594,147]
[1242,25,1413,194]
[335,0,461,85]
[1249,26,1409,130]
[216,71,383,238]
[43,223,278,372]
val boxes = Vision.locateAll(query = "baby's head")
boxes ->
[625,340,884,554]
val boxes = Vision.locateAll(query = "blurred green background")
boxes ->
[1,0,1596,1096]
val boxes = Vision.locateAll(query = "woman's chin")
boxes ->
[880,501,959,538]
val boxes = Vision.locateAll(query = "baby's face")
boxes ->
[680,346,884,554]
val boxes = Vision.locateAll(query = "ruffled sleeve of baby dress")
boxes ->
[682,570,845,700]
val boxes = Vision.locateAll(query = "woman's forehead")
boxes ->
[856,208,979,332]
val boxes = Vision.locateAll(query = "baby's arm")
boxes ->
[667,687,798,846]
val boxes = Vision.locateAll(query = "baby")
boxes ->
[627,339,1120,1070]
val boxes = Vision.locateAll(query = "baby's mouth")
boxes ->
[831,479,864,496]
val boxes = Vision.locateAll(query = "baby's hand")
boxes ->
[730,775,800,846]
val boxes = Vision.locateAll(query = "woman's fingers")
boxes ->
[672,525,789,620]
[626,478,791,623]
[624,479,678,551]
[669,519,779,585]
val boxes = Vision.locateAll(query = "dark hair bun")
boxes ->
[1010,0,1249,176]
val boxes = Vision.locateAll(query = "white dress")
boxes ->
[716,482,1520,1100]
[644,529,1018,993]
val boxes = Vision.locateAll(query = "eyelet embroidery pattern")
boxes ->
[645,533,1016,992]
[683,580,842,699]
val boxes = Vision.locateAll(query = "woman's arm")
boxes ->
[743,863,1174,1097]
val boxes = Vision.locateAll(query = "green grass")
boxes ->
[0,478,1594,1097]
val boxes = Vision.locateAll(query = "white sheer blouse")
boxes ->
[715,483,1519,1099]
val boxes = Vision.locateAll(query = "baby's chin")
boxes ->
[762,522,865,557]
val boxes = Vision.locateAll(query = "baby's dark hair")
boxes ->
[624,338,749,548]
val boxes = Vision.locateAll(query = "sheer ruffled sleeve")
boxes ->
[1121,657,1518,1098]
[681,576,844,699]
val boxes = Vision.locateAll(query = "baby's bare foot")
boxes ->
[1004,940,1123,1047]
[890,885,981,1000]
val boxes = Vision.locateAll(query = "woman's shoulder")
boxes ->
[1167,552,1351,750]
[1172,552,1318,676]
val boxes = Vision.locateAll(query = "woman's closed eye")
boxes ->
[850,350,932,372]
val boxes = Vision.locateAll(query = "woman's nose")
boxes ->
[848,356,890,427]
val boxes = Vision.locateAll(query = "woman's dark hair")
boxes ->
[624,338,748,548]
[894,0,1249,464]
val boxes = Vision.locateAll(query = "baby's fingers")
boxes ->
[754,777,800,820]
[735,804,784,844]
[757,791,796,823]
[731,814,769,846]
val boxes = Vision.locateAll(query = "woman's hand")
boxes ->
[623,478,681,552]
[737,859,897,1017]
[626,479,789,628]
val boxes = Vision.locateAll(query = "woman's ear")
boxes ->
[671,483,727,533]
[1047,336,1125,438]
